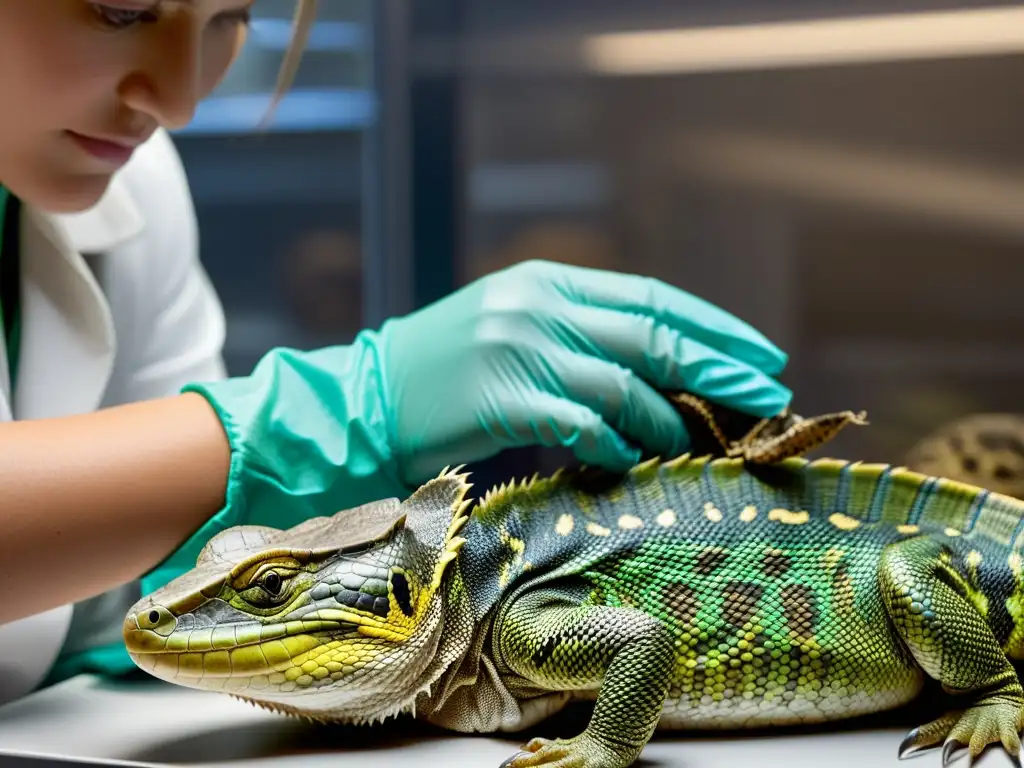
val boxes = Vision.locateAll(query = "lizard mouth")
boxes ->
[123,611,361,679]
[125,629,350,681]
[123,602,386,652]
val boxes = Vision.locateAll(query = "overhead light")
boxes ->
[674,131,1024,238]
[583,6,1024,75]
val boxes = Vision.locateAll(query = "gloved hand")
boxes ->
[381,259,790,483]
[142,259,790,594]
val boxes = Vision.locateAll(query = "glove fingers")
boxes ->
[495,392,642,471]
[551,262,788,376]
[563,304,792,418]
[548,401,643,471]
[555,353,691,460]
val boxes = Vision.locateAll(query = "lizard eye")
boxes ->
[261,570,283,595]
[236,566,298,609]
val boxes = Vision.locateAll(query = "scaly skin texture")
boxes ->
[124,396,1024,768]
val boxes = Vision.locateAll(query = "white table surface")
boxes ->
[0,674,1015,767]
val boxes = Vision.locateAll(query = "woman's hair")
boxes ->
[260,0,318,127]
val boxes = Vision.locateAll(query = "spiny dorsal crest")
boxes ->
[470,393,869,519]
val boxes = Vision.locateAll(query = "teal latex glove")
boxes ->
[383,259,791,484]
[142,259,790,596]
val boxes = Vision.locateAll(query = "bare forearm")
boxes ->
[0,393,231,625]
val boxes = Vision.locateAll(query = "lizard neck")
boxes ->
[413,561,494,718]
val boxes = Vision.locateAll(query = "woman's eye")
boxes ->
[216,8,253,28]
[90,4,157,29]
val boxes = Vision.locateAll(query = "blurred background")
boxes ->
[178,0,1024,488]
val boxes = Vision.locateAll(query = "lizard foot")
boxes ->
[499,736,635,768]
[898,699,1024,766]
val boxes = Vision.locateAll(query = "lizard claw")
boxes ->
[898,719,959,760]
[942,739,965,766]
[898,727,927,759]
[500,752,532,768]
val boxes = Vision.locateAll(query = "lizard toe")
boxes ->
[898,727,927,759]
[941,696,1024,765]
[501,742,579,768]
[500,751,535,768]
[503,735,634,768]
[502,738,578,768]
[898,711,962,758]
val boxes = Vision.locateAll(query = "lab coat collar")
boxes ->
[0,173,145,421]
[48,173,146,254]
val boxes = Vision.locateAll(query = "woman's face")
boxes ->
[0,1,252,213]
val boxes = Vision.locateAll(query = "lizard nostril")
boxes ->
[137,605,177,636]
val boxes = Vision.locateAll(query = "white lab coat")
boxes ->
[0,128,228,706]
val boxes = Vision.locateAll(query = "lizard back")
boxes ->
[449,454,1024,729]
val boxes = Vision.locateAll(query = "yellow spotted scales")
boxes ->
[124,393,1024,768]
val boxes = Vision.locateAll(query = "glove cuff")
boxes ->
[140,332,411,595]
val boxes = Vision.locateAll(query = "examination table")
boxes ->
[0,672,1015,766]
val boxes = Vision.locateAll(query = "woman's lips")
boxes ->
[66,130,138,167]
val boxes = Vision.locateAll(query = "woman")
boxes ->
[0,1,792,706]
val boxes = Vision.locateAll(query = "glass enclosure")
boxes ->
[445,0,1024,471]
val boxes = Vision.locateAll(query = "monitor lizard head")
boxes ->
[123,467,473,724]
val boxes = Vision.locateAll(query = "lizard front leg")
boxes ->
[879,536,1024,765]
[493,587,675,768]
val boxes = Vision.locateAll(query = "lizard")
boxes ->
[903,412,1024,501]
[122,392,1024,768]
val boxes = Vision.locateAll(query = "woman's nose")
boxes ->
[120,25,202,130]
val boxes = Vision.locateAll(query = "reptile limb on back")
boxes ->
[124,392,1024,768]
[665,391,868,463]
